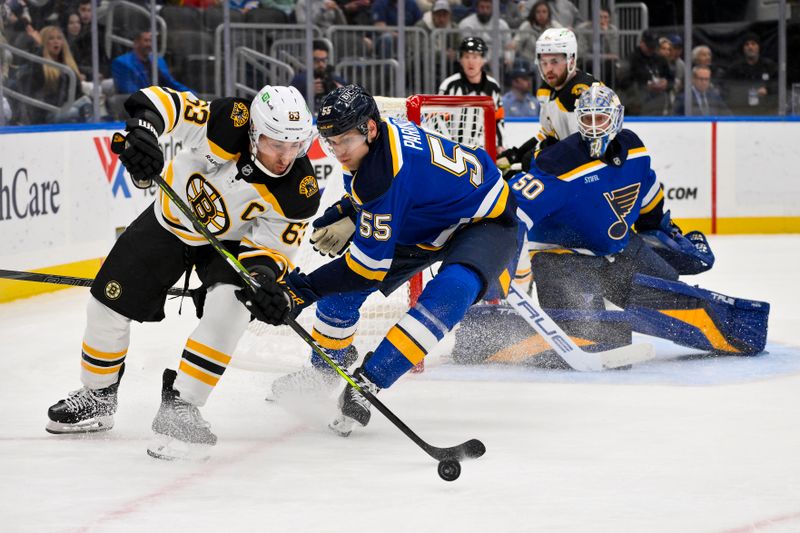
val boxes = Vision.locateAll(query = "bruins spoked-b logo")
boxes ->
[104,280,122,300]
[186,174,230,234]
[231,102,249,128]
[603,183,641,240]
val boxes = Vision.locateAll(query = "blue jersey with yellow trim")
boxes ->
[510,129,662,256]
[338,117,510,283]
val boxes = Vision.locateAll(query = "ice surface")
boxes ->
[1,235,799,532]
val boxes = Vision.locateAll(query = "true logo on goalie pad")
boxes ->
[104,281,122,300]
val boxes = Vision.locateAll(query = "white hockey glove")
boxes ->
[309,198,357,257]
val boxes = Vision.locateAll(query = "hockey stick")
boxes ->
[0,269,191,297]
[138,163,485,464]
[505,284,655,371]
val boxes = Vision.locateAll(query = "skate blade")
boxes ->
[46,416,114,434]
[328,415,355,437]
[146,433,212,462]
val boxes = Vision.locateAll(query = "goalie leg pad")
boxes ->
[452,304,631,367]
[626,274,769,354]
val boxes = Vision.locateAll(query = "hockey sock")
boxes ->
[175,284,251,406]
[310,290,371,369]
[81,296,131,389]
[364,264,482,388]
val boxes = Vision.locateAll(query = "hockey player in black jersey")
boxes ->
[46,85,321,460]
[497,28,599,175]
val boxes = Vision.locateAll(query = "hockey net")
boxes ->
[235,95,496,371]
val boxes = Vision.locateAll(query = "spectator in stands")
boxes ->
[295,0,347,30]
[627,29,673,115]
[4,0,41,53]
[16,25,93,124]
[438,36,505,149]
[502,67,538,117]
[458,0,513,68]
[522,0,583,29]
[336,0,372,26]
[666,33,685,93]
[372,0,423,58]
[182,0,223,7]
[574,7,618,65]
[691,44,725,86]
[415,0,459,82]
[657,37,676,113]
[290,39,347,109]
[260,0,296,17]
[724,32,778,115]
[512,1,561,68]
[66,0,110,80]
[674,65,730,116]
[112,30,191,95]
[230,0,261,13]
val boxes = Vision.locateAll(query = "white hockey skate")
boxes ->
[46,364,124,434]
[268,346,358,402]
[146,369,217,461]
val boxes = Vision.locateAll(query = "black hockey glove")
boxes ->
[309,197,357,257]
[110,118,164,189]
[235,267,319,325]
[235,267,292,326]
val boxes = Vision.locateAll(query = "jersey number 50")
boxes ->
[511,173,545,200]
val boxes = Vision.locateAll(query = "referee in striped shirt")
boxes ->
[437,36,505,151]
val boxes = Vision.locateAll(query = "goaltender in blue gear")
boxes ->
[454,83,768,366]
[242,84,520,436]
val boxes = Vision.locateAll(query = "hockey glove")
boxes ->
[639,211,715,275]
[310,198,357,257]
[235,267,292,326]
[110,118,164,189]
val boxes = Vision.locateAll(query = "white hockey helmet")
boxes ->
[535,28,578,79]
[249,85,314,177]
[575,83,624,158]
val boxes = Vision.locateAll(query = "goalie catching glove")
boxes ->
[309,197,357,257]
[638,210,715,275]
[110,118,164,189]
[234,267,319,325]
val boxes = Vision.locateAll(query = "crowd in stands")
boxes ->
[0,0,788,126]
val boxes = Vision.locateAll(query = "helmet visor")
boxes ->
[319,129,368,163]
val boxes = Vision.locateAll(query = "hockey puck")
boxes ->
[437,459,461,482]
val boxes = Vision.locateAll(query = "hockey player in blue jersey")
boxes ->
[234,84,519,435]
[455,84,768,365]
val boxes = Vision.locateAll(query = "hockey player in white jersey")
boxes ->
[497,28,599,175]
[45,85,320,460]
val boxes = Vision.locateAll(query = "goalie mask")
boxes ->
[249,85,313,177]
[575,83,624,159]
[535,28,578,81]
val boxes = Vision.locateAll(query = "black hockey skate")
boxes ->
[329,367,379,437]
[46,364,125,434]
[147,369,217,461]
[269,345,358,402]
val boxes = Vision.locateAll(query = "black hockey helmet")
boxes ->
[316,84,381,139]
[459,36,488,57]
